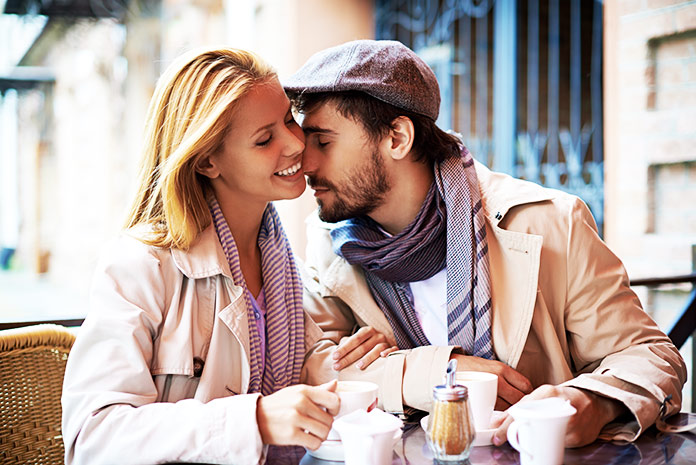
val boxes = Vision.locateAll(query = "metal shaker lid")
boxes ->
[433,383,469,401]
[433,358,469,401]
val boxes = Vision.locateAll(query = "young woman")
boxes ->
[61,47,389,465]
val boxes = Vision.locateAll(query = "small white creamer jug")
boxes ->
[332,408,403,465]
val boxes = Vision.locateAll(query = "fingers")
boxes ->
[333,327,373,361]
[301,401,335,435]
[257,385,340,447]
[356,343,394,370]
[308,384,341,416]
[332,327,390,371]
[492,411,514,446]
[501,367,534,395]
[299,430,324,451]
[496,378,528,408]
[380,346,398,357]
[318,379,338,392]
[495,397,512,411]
[493,364,533,408]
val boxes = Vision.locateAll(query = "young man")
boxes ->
[285,40,686,447]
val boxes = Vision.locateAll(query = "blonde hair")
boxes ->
[125,47,276,250]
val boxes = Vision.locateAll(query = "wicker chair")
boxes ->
[0,324,76,465]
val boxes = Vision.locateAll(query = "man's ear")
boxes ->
[384,116,415,161]
[195,154,220,179]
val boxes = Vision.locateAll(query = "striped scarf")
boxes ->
[330,147,495,359]
[209,197,305,394]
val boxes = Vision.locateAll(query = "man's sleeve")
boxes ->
[561,198,687,441]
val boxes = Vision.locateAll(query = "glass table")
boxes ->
[266,413,696,465]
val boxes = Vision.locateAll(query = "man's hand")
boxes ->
[331,326,398,371]
[491,385,626,448]
[450,354,533,409]
[256,380,340,450]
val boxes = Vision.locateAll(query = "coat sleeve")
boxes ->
[560,198,687,441]
[301,250,455,413]
[61,236,265,465]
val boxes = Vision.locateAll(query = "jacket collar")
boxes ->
[474,161,555,226]
[170,224,234,280]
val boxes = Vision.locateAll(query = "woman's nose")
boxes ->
[284,123,305,157]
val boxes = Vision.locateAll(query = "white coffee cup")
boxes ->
[336,380,379,418]
[455,371,498,431]
[326,380,379,441]
[333,408,402,465]
[506,397,577,465]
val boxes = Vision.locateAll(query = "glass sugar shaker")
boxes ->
[426,359,476,462]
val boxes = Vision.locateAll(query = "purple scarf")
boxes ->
[209,197,305,394]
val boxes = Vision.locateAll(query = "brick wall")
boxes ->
[604,0,696,412]
[605,0,696,276]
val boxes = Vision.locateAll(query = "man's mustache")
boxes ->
[307,176,334,191]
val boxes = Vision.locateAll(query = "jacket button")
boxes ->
[495,212,502,220]
[193,357,205,377]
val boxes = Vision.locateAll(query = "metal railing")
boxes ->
[629,245,696,412]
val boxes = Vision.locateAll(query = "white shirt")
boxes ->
[410,268,448,346]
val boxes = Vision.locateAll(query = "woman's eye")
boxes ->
[256,136,272,147]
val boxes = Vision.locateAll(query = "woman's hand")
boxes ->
[450,354,533,410]
[331,326,398,371]
[256,380,340,450]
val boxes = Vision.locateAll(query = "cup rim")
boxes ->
[333,408,402,434]
[508,397,577,419]
[336,380,379,393]
[455,371,499,382]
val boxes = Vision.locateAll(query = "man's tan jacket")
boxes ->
[303,161,687,442]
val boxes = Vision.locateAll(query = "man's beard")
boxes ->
[308,149,391,223]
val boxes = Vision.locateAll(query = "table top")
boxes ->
[266,413,696,465]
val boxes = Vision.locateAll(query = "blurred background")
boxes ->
[1,0,695,409]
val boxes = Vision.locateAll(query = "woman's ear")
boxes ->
[195,154,220,179]
[385,116,415,161]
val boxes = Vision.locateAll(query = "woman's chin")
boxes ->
[271,180,307,202]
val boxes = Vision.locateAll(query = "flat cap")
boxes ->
[284,39,440,121]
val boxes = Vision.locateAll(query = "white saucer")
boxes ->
[472,427,495,446]
[420,414,496,447]
[305,439,344,462]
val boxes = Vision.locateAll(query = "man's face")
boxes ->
[301,101,391,223]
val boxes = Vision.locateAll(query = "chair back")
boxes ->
[0,324,76,464]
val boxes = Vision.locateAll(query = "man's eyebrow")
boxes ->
[302,125,336,135]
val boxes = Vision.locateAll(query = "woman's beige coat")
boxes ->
[302,161,687,442]
[62,225,328,465]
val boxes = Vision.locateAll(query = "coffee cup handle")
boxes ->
[507,421,533,459]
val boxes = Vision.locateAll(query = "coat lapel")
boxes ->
[196,278,251,401]
[486,221,542,368]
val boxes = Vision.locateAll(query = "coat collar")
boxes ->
[170,224,234,280]
[474,161,555,226]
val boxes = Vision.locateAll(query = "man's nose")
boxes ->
[302,145,319,175]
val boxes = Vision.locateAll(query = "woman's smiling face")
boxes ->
[204,77,306,207]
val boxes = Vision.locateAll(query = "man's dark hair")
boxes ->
[290,91,461,165]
